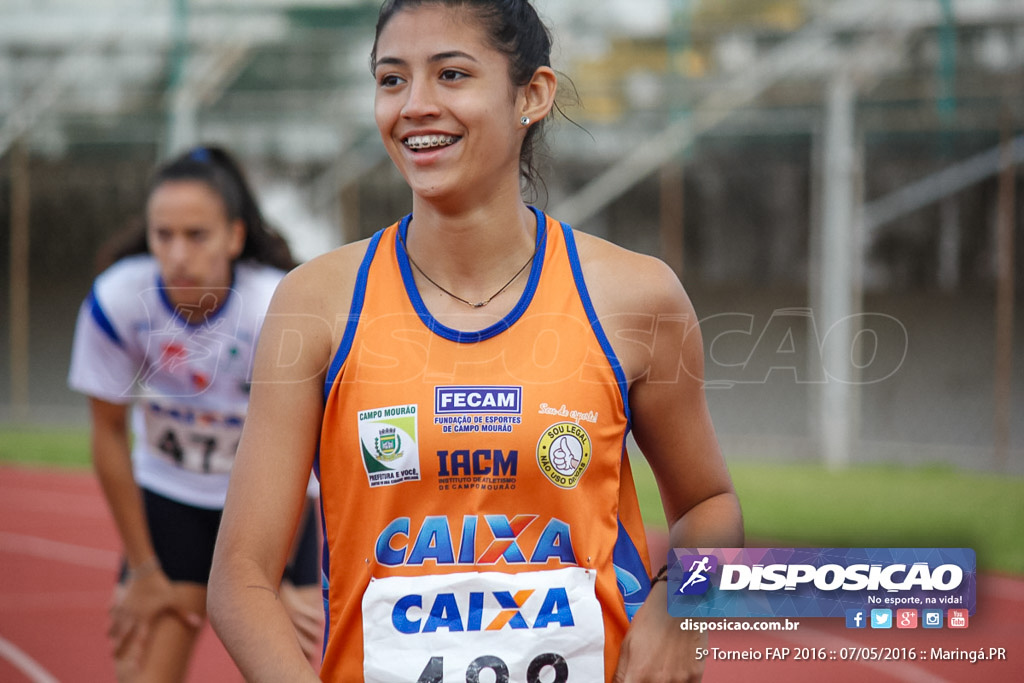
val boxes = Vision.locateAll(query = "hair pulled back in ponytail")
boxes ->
[97,145,296,273]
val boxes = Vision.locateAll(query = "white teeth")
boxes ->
[404,134,459,150]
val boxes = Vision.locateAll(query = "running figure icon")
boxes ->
[679,556,713,593]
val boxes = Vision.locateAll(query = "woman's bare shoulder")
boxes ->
[571,229,694,318]
[272,238,375,318]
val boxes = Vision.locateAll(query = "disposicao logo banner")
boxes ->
[667,548,976,618]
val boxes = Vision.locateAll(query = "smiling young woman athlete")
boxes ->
[68,146,322,682]
[208,2,743,681]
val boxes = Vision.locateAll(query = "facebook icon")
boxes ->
[846,609,867,629]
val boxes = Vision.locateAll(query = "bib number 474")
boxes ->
[418,653,568,683]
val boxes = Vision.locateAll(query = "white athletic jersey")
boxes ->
[68,254,285,509]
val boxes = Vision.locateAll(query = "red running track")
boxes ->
[2,465,1021,682]
[0,466,239,682]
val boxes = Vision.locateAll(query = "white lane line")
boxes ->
[0,532,118,569]
[772,627,954,683]
[0,634,60,683]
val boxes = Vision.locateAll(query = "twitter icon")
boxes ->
[871,609,893,629]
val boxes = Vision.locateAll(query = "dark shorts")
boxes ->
[119,488,320,586]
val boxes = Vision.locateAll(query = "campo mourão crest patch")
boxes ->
[358,404,420,488]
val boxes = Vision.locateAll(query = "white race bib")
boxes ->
[362,567,605,682]
[142,400,244,474]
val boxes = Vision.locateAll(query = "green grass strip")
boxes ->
[0,427,91,469]
[632,458,1024,575]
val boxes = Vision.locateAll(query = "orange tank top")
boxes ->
[317,208,653,682]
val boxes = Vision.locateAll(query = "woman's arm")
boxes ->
[89,398,201,659]
[614,276,743,682]
[627,267,743,551]
[90,398,156,570]
[578,239,742,682]
[208,258,345,681]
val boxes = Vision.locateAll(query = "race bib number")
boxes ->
[143,402,244,474]
[362,567,604,682]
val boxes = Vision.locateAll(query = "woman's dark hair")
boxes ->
[96,145,297,273]
[370,0,564,199]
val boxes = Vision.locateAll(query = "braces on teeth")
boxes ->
[406,135,457,149]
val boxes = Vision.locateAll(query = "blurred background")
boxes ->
[1,0,1022,475]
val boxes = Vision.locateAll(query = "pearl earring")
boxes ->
[520,115,531,126]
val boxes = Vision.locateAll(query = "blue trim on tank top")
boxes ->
[88,287,123,347]
[561,223,632,431]
[562,224,643,616]
[323,229,385,403]
[316,225,386,647]
[316,470,331,656]
[612,516,654,620]
[395,206,547,344]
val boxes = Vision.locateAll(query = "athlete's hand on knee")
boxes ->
[612,585,706,683]
[109,566,202,662]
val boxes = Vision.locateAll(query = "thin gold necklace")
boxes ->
[398,230,537,309]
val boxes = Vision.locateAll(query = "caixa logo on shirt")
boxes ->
[374,515,577,567]
[392,586,575,634]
